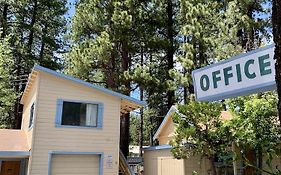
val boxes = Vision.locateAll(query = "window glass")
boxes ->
[61,102,98,127]
[29,103,35,128]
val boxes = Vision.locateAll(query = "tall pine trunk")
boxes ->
[105,53,117,89]
[139,47,144,157]
[120,113,130,158]
[246,4,255,50]
[39,25,47,62]
[1,4,8,38]
[166,0,175,109]
[13,58,24,129]
[27,0,38,53]
[272,0,281,126]
[120,41,131,158]
[13,0,38,129]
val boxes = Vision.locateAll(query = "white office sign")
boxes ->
[192,44,276,101]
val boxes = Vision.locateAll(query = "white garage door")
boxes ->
[51,154,100,175]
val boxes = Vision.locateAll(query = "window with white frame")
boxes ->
[57,100,103,128]
[29,103,35,128]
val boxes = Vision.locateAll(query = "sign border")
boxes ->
[192,44,275,101]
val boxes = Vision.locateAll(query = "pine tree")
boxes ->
[172,0,243,103]
[124,0,180,145]
[0,0,67,128]
[272,0,281,126]
[66,0,150,157]
[0,35,18,128]
[236,0,272,51]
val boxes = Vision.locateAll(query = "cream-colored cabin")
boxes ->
[143,106,210,175]
[143,106,281,175]
[0,65,145,175]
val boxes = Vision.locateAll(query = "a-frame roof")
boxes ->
[153,106,234,140]
[21,65,146,114]
[153,105,178,140]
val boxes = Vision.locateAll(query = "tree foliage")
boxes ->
[0,35,18,128]
[170,101,229,175]
[0,0,67,128]
[0,1,278,171]
[170,0,244,104]
[129,109,157,146]
[236,0,272,50]
[171,93,280,175]
[272,0,281,127]
[66,0,274,156]
[227,93,281,174]
[66,0,182,153]
[0,0,67,70]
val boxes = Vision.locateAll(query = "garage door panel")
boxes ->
[51,154,100,175]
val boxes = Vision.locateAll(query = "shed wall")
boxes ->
[144,149,184,175]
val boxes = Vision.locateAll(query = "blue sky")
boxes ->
[66,0,75,18]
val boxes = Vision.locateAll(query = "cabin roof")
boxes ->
[153,105,178,140]
[153,106,233,140]
[0,129,29,152]
[21,65,146,114]
[142,144,173,151]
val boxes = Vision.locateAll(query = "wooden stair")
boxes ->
[119,150,134,175]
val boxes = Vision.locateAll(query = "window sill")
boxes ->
[55,124,102,129]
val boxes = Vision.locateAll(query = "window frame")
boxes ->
[28,102,35,129]
[55,99,104,129]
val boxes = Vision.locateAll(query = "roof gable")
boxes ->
[21,65,146,113]
[153,105,178,140]
[153,106,233,140]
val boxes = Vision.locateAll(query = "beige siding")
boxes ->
[51,154,99,175]
[144,149,211,175]
[184,156,210,175]
[21,75,40,149]
[29,72,120,175]
[144,149,184,175]
[158,117,175,145]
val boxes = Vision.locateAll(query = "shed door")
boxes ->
[51,154,99,175]
[159,157,184,175]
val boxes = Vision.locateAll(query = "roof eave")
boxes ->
[20,69,39,104]
[153,105,178,140]
[22,65,146,107]
[0,151,30,158]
